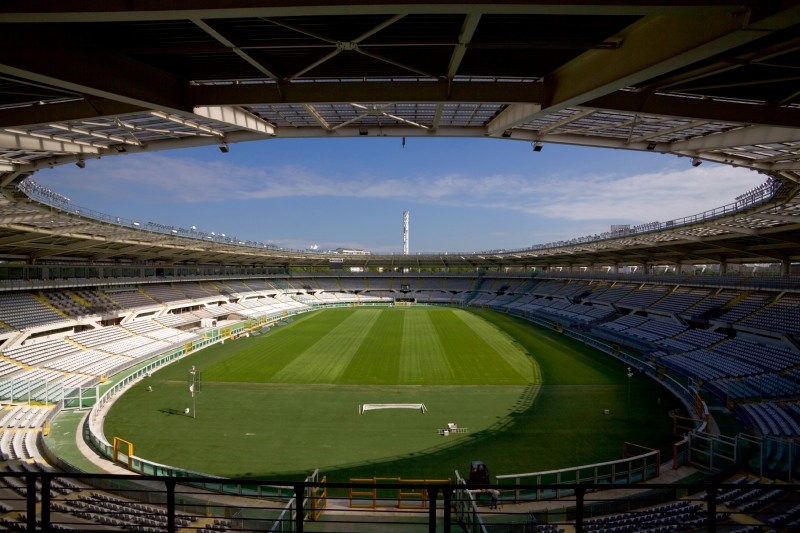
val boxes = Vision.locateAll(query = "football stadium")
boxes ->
[1,2,800,532]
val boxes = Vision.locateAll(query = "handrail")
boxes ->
[1,471,798,533]
[495,449,660,483]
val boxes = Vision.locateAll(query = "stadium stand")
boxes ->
[682,290,735,316]
[104,289,159,310]
[0,273,800,532]
[0,293,69,330]
[738,293,800,335]
[0,275,796,436]
[717,293,774,324]
[616,286,671,310]
[649,288,711,314]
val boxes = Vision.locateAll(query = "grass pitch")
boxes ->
[201,307,536,384]
[103,307,684,481]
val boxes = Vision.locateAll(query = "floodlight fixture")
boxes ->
[533,141,543,152]
[691,157,702,167]
[646,142,656,151]
[75,159,86,169]
[501,129,512,138]
[359,127,368,136]
[219,142,229,153]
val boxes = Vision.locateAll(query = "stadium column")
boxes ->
[40,476,51,530]
[782,259,791,276]
[707,486,718,533]
[165,478,176,533]
[428,486,439,533]
[575,486,586,533]
[719,262,727,275]
[294,483,305,532]
[442,486,453,532]
[26,473,37,531]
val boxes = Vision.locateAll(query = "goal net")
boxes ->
[359,403,427,415]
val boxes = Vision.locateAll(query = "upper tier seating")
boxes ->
[616,286,670,309]
[585,284,636,304]
[104,290,159,309]
[141,284,190,304]
[718,293,772,323]
[683,290,739,318]
[0,293,68,330]
[738,294,800,335]
[650,288,710,314]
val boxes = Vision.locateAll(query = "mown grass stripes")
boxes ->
[399,307,456,384]
[453,309,537,382]
[339,308,404,383]
[204,307,535,385]
[272,308,381,383]
[201,309,353,382]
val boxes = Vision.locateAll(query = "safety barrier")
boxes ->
[0,472,798,532]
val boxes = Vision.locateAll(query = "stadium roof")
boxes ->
[1,1,800,269]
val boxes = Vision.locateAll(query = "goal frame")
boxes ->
[359,403,427,414]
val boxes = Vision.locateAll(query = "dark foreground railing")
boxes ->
[0,471,798,532]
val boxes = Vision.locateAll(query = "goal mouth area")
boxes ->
[359,403,427,415]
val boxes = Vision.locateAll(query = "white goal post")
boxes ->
[359,403,427,414]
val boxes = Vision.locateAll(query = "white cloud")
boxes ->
[520,165,760,222]
[41,153,762,227]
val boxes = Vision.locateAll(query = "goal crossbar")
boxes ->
[359,403,427,415]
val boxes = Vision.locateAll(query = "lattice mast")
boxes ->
[403,210,409,255]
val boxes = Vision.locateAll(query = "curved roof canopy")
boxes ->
[0,1,800,268]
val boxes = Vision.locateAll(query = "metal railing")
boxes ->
[496,449,661,502]
[1,472,799,532]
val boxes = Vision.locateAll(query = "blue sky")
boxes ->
[35,137,763,253]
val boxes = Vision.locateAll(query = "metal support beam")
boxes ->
[0,98,145,129]
[447,13,481,80]
[192,18,282,82]
[191,80,542,106]
[672,126,800,152]
[486,103,542,137]
[499,6,798,129]
[0,27,192,115]
[0,130,100,154]
[585,92,800,129]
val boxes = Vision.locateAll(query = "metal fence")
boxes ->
[1,472,799,532]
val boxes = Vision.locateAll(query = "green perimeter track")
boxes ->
[102,307,684,481]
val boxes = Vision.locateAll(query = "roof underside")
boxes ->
[1,1,800,268]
